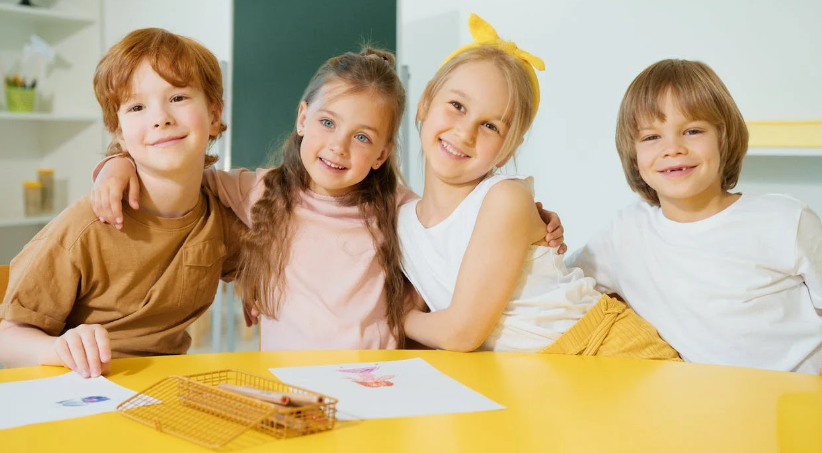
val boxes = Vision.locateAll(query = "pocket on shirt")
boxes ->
[180,239,226,309]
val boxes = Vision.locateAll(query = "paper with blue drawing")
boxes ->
[270,358,505,420]
[0,372,136,430]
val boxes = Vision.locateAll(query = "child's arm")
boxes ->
[0,236,110,377]
[0,320,110,377]
[403,180,547,351]
[797,206,822,311]
[90,156,263,228]
[200,167,264,228]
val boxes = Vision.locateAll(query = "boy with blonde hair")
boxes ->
[568,59,822,373]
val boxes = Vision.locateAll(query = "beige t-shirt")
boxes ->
[0,187,241,358]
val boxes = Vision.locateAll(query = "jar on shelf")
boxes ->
[23,180,43,216]
[37,168,54,213]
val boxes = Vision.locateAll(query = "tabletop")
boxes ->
[1,350,820,453]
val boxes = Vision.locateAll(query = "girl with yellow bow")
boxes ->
[399,14,681,360]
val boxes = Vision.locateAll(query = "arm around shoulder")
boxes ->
[202,167,270,227]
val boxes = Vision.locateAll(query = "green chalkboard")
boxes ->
[231,0,397,169]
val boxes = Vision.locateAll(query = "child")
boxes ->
[91,47,567,351]
[399,14,680,361]
[0,28,242,377]
[567,59,822,374]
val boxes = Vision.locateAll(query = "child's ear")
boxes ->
[209,105,224,136]
[296,101,309,135]
[372,142,394,170]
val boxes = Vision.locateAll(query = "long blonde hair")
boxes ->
[235,48,408,345]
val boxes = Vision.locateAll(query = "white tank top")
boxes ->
[398,175,602,352]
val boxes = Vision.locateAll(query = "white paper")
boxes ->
[0,372,136,430]
[270,358,504,420]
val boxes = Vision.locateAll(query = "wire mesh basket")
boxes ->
[117,369,337,449]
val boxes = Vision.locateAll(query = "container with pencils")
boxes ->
[117,369,337,449]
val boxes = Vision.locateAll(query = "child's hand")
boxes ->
[89,157,140,229]
[53,324,111,378]
[535,202,567,254]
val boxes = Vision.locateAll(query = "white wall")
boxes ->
[101,0,234,166]
[399,0,822,251]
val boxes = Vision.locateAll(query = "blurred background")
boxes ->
[1,0,820,354]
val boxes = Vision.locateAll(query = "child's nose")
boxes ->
[328,133,349,156]
[454,118,477,146]
[661,137,687,157]
[152,108,175,128]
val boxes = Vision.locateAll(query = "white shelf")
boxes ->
[0,3,95,25]
[0,111,99,122]
[747,147,822,157]
[0,214,54,228]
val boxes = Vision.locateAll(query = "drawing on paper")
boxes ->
[338,364,396,388]
[56,396,111,407]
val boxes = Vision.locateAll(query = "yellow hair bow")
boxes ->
[440,13,545,117]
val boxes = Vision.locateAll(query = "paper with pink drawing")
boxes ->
[269,358,504,420]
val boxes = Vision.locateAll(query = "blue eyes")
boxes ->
[319,119,372,144]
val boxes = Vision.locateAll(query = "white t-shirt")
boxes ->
[398,175,600,352]
[566,193,822,373]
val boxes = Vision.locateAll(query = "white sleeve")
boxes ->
[796,206,822,310]
[565,225,620,296]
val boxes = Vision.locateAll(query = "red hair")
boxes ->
[93,28,226,166]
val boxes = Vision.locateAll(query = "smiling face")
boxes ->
[116,59,221,176]
[634,90,726,212]
[296,80,393,197]
[418,60,513,187]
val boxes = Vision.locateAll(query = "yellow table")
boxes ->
[1,350,820,452]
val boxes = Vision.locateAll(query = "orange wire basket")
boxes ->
[117,369,337,449]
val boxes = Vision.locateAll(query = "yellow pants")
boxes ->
[542,294,682,361]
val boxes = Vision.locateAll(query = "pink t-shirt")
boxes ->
[204,168,416,350]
